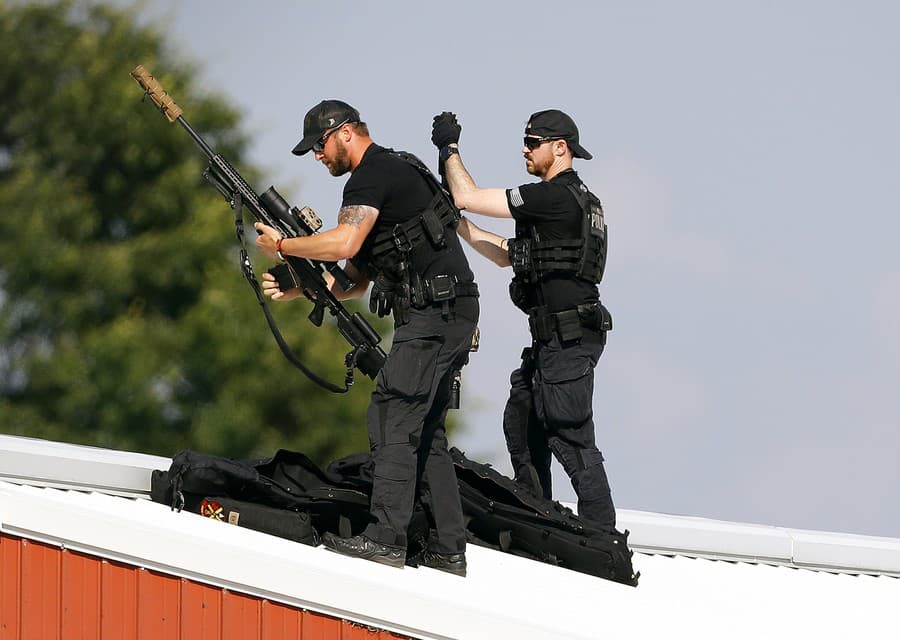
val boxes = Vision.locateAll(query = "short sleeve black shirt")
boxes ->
[344,144,473,283]
[506,169,599,312]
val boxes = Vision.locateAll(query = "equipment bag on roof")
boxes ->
[150,447,638,586]
[449,448,638,586]
[151,448,377,540]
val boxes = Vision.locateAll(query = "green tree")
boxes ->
[0,0,385,462]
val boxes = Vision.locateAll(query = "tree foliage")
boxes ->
[0,0,384,462]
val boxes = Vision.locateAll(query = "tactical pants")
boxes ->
[502,329,616,528]
[363,297,479,554]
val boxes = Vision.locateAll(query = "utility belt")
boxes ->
[527,302,612,343]
[410,273,478,313]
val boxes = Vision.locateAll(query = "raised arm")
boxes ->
[432,112,512,219]
[443,150,512,218]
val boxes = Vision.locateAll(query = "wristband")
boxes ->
[439,145,460,162]
[275,237,287,261]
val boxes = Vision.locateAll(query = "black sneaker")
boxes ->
[321,532,406,569]
[422,550,467,577]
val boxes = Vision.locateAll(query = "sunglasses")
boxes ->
[523,135,562,150]
[313,119,351,153]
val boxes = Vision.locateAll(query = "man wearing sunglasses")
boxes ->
[431,109,615,529]
[255,100,479,576]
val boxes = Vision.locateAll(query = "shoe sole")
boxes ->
[322,541,406,569]
[423,563,467,577]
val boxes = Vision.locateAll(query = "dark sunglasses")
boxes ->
[523,135,561,150]
[313,119,351,153]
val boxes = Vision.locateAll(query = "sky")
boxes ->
[123,0,900,538]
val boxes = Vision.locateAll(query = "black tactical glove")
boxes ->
[431,112,461,149]
[369,263,411,325]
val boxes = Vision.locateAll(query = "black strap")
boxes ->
[368,191,459,260]
[232,192,355,394]
[366,150,461,262]
[498,530,513,552]
[452,282,479,297]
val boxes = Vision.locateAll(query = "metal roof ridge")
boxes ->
[614,507,900,577]
[3,434,900,577]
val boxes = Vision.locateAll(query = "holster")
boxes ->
[508,278,531,313]
[527,303,612,343]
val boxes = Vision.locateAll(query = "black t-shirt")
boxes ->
[506,168,599,312]
[344,144,473,284]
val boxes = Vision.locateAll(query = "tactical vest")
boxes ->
[357,150,461,275]
[507,180,607,285]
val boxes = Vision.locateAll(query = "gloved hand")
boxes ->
[369,263,411,325]
[432,112,461,149]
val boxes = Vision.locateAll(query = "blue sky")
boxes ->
[127,0,900,537]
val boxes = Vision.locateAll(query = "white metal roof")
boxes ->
[2,434,899,639]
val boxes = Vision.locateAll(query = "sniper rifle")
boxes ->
[130,65,386,393]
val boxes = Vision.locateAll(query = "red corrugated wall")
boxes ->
[0,533,411,640]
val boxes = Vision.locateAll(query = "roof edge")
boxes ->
[4,434,900,577]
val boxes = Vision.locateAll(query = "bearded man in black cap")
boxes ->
[431,109,616,529]
[255,100,479,576]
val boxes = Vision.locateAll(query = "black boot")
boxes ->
[321,532,406,569]
[514,463,543,499]
[422,550,467,577]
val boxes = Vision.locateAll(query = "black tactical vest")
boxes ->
[507,179,607,285]
[356,150,460,275]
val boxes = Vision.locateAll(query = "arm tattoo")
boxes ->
[338,204,377,227]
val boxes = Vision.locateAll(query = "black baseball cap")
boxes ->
[292,99,361,156]
[524,109,592,160]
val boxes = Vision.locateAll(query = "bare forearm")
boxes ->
[457,216,511,267]
[279,228,356,262]
[444,150,512,218]
[266,205,378,263]
[326,263,369,301]
[444,148,477,205]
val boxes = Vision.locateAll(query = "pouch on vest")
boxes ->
[420,198,446,247]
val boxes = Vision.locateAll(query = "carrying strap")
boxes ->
[367,150,461,262]
[232,193,356,394]
[368,191,460,259]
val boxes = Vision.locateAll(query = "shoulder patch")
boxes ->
[509,187,524,208]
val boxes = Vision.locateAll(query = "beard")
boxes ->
[524,153,550,179]
[327,139,352,176]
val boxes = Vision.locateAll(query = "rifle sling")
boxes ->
[232,191,356,394]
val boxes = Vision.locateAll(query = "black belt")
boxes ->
[411,274,478,312]
[527,302,611,342]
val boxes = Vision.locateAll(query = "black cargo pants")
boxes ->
[502,328,616,528]
[363,297,479,554]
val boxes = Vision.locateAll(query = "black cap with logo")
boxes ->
[292,100,361,156]
[524,109,592,160]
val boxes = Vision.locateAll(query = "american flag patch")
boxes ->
[509,187,524,207]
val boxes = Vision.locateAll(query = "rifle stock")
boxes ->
[131,65,386,386]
